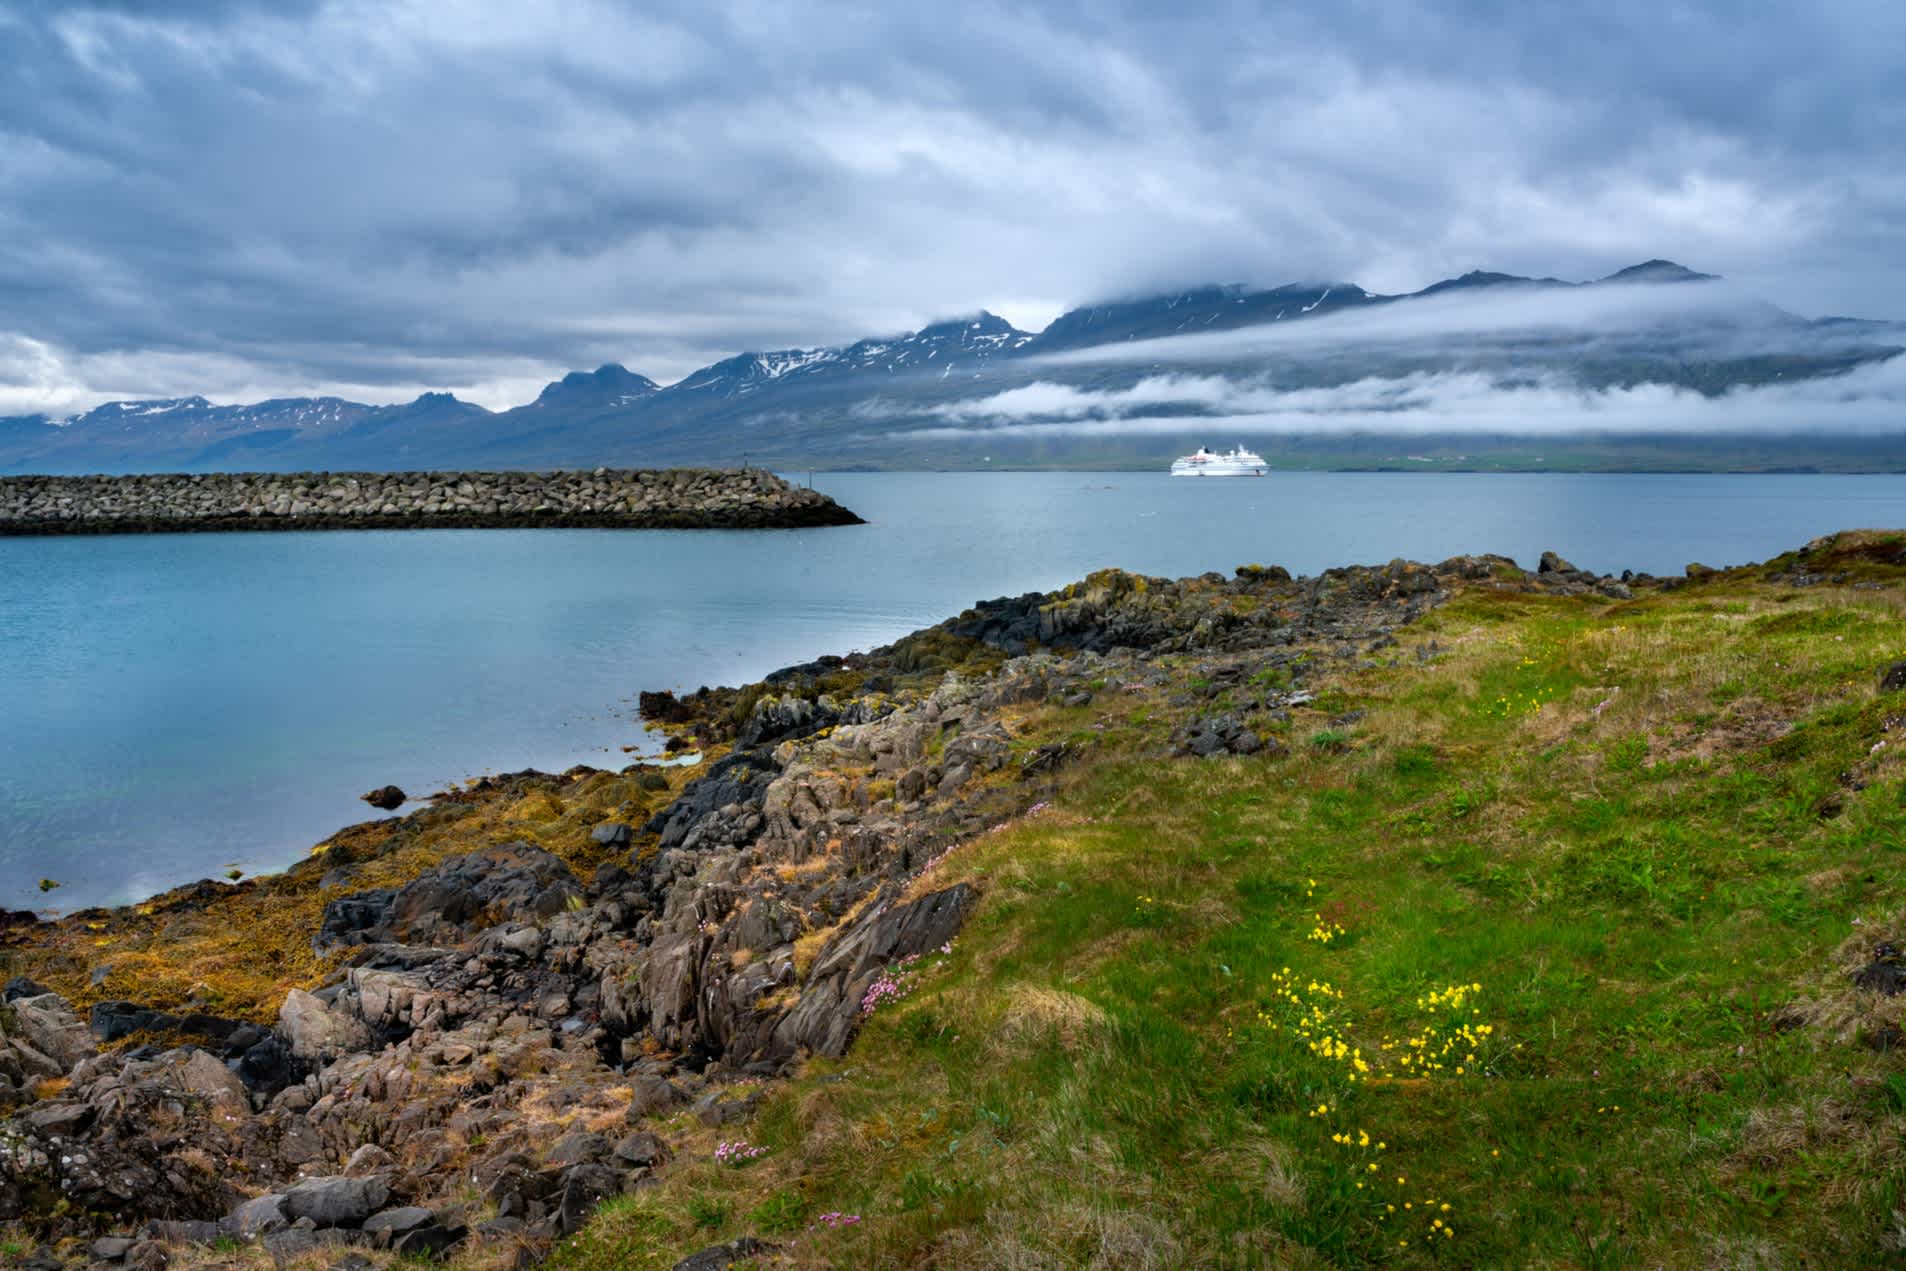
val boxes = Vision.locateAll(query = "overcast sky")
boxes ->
[2,0,1902,415]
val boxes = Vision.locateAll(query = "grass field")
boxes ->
[555,553,1906,1267]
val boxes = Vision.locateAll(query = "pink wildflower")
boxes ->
[714,1140,767,1165]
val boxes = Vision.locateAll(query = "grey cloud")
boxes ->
[1030,280,1887,368]
[897,356,1906,441]
[0,0,1902,413]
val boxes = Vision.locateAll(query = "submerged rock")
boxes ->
[360,785,407,811]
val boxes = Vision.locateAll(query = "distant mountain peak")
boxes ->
[1410,269,1576,299]
[914,310,1021,341]
[1599,259,1719,285]
[533,362,660,409]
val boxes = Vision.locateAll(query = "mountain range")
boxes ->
[2,260,1900,474]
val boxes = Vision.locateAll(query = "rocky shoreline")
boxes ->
[0,541,1764,1267]
[0,468,862,535]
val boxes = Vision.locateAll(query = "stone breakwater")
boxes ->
[0,467,863,534]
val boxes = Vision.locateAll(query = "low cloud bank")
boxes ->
[1032,280,1897,369]
[901,354,1906,440]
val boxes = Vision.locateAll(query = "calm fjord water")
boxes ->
[4,471,1903,911]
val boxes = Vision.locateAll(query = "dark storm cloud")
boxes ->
[0,0,1901,413]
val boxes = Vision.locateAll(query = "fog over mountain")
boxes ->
[1,260,1900,473]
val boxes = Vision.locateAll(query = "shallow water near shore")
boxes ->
[4,469,1903,911]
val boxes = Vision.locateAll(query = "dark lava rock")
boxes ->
[736,693,839,748]
[1538,550,1578,575]
[313,888,397,949]
[644,751,779,850]
[1020,741,1078,776]
[613,1131,670,1168]
[361,785,407,811]
[318,843,580,949]
[556,1162,626,1236]
[386,842,580,940]
[591,821,634,848]
[90,1001,181,1043]
[86,1001,255,1054]
[362,1206,436,1244]
[235,1034,302,1096]
[693,1088,761,1127]
[1173,714,1265,758]
[544,1131,613,1169]
[393,1224,467,1259]
[625,1074,686,1121]
[637,689,697,725]
[3,975,50,1001]
[1852,943,1906,995]
[283,1175,390,1228]
[673,1237,777,1271]
[1881,662,1906,693]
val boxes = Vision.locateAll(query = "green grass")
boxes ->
[553,571,1906,1268]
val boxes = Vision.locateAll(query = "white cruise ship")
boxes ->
[1169,445,1267,476]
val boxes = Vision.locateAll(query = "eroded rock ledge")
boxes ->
[0,467,862,534]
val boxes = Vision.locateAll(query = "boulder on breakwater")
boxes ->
[0,467,862,534]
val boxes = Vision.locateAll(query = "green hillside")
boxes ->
[558,535,1906,1267]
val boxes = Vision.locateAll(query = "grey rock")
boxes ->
[277,988,372,1063]
[693,1088,761,1127]
[88,1236,137,1261]
[143,1219,220,1245]
[231,1194,289,1238]
[612,1131,670,1168]
[362,1206,436,1244]
[343,1143,397,1177]
[544,1130,612,1168]
[1538,550,1578,574]
[590,822,633,848]
[625,1073,685,1121]
[22,1101,92,1134]
[124,1240,169,1271]
[282,1175,391,1228]
[496,926,545,959]
[145,1047,248,1106]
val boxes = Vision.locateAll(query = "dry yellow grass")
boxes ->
[2,763,702,1024]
